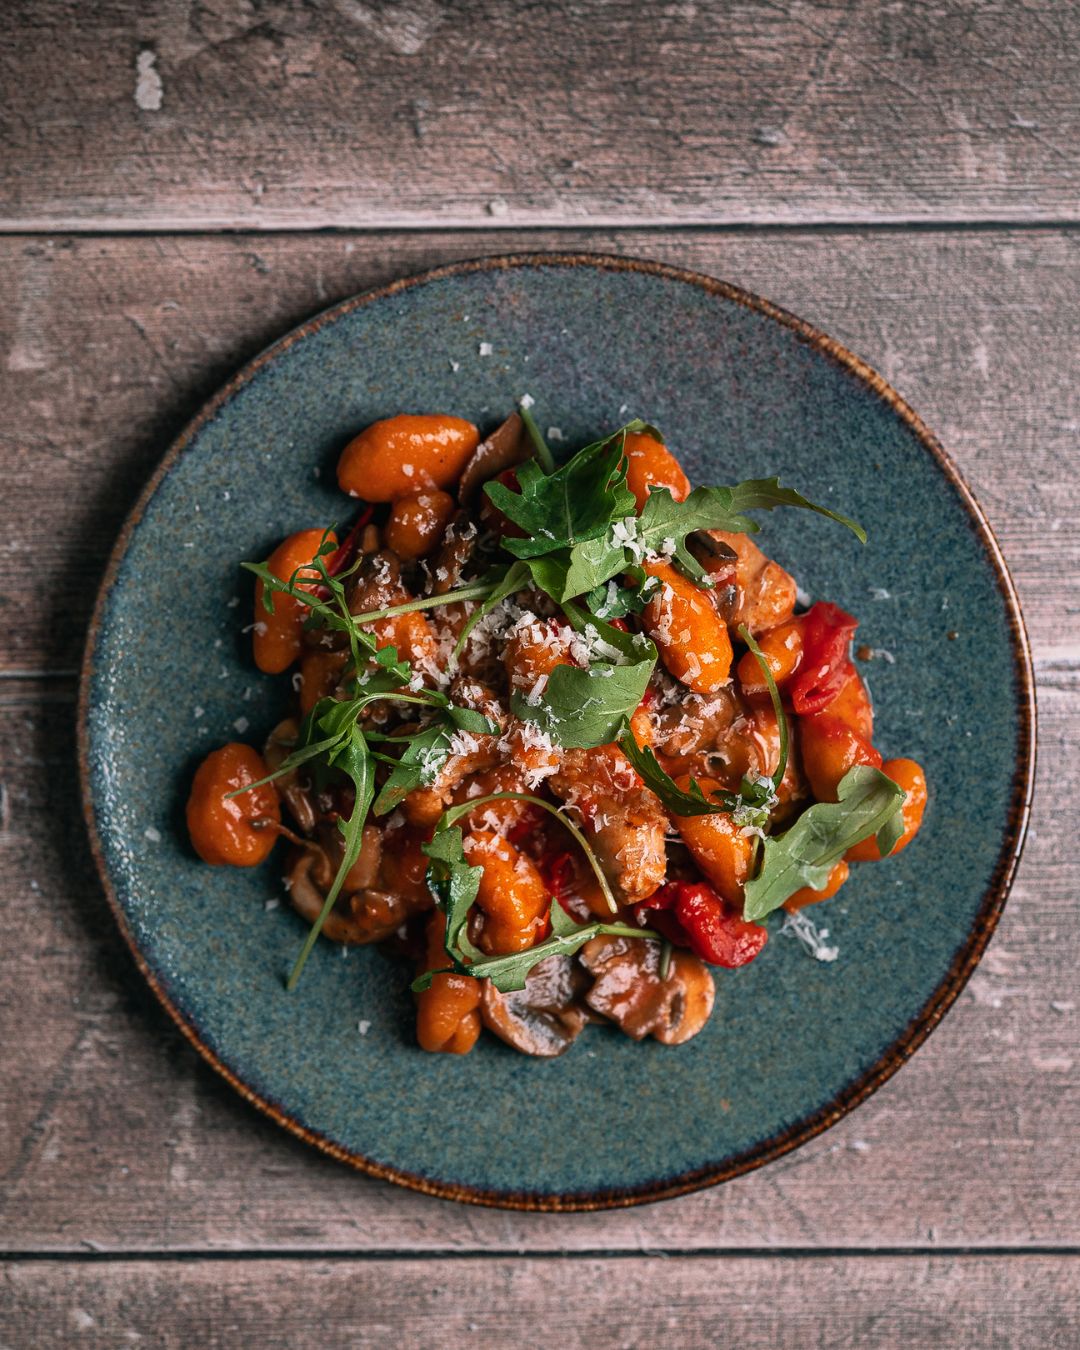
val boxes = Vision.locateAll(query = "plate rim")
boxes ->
[77,250,1037,1211]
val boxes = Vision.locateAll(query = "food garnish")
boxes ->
[184,405,925,1056]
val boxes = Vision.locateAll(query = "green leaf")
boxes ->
[742,765,907,922]
[484,424,643,557]
[727,479,867,543]
[548,897,578,938]
[285,722,375,990]
[371,724,453,815]
[616,728,737,816]
[508,605,655,751]
[447,705,500,736]
[422,827,483,962]
[584,569,659,620]
[414,915,661,994]
[875,807,906,858]
[632,480,866,587]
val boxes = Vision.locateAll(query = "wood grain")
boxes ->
[4,1254,1079,1348]
[2,2,1079,230]
[2,229,1078,674]
[1,231,1077,1256]
[0,533,1075,1247]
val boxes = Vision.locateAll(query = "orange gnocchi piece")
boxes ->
[846,758,927,860]
[415,911,482,1054]
[338,414,479,502]
[253,528,336,675]
[463,830,551,955]
[385,488,457,559]
[671,777,755,907]
[641,561,733,694]
[186,743,280,867]
[621,430,691,512]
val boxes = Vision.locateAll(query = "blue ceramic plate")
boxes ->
[79,255,1034,1210]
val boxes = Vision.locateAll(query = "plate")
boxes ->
[79,254,1034,1210]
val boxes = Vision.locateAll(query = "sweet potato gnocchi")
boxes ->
[186,409,925,1055]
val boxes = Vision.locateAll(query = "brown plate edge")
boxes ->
[77,250,1037,1213]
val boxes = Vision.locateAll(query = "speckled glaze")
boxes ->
[79,254,1034,1210]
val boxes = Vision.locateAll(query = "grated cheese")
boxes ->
[780,909,839,963]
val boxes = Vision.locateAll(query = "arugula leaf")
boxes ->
[584,569,660,620]
[435,789,617,914]
[875,805,906,859]
[285,716,376,991]
[617,730,736,816]
[422,827,484,962]
[371,725,453,815]
[413,899,660,994]
[484,423,645,558]
[742,765,907,922]
[727,479,867,541]
[511,604,657,750]
[634,481,866,586]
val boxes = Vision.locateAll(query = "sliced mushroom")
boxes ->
[347,549,403,614]
[457,412,528,503]
[579,935,715,1045]
[692,529,797,634]
[587,808,669,907]
[429,510,479,595]
[264,718,317,835]
[311,820,382,894]
[549,748,669,905]
[480,954,590,1057]
[285,831,423,945]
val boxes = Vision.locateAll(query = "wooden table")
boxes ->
[2,4,1078,1345]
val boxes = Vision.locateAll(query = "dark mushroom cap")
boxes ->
[457,412,528,504]
[580,935,715,1045]
[480,954,591,1057]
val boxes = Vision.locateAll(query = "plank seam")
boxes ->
[2,1247,1079,1263]
[0,219,1079,240]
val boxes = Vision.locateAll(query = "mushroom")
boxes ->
[428,509,479,595]
[692,530,797,633]
[549,748,669,905]
[586,801,669,906]
[480,954,590,1057]
[457,412,529,504]
[579,935,715,1045]
[285,826,423,945]
[264,718,317,835]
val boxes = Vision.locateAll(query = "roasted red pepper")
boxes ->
[788,601,859,716]
[635,881,768,969]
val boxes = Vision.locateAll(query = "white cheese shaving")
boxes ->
[780,909,839,963]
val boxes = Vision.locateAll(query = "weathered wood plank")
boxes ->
[2,2,1079,229]
[4,1255,1079,1348]
[2,230,1077,1251]
[0,671,1075,1251]
[1,229,1078,674]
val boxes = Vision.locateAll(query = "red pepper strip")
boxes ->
[675,884,768,968]
[788,601,859,716]
[540,850,594,922]
[311,506,373,598]
[507,812,541,849]
[636,882,767,969]
[540,850,576,897]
